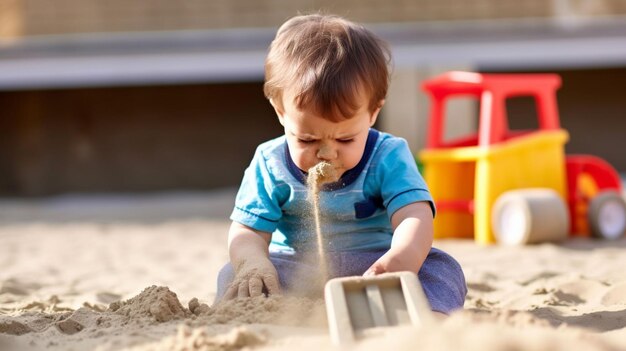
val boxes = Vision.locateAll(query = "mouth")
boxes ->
[307,161,339,186]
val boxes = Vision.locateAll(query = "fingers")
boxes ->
[237,280,250,298]
[222,283,238,301]
[248,277,264,297]
[220,279,254,301]
[363,264,384,277]
[222,269,281,301]
[227,278,278,299]
[263,274,281,296]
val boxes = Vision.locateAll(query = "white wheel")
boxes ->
[588,191,626,240]
[492,189,569,245]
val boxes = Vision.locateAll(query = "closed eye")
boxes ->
[298,138,316,144]
[337,138,354,143]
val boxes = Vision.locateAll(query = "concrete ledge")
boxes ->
[2,17,626,89]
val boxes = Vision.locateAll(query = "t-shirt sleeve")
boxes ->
[230,147,283,233]
[376,138,435,218]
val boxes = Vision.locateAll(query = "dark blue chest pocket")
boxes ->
[354,196,384,219]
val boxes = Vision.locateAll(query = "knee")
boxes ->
[217,263,234,281]
[215,263,235,301]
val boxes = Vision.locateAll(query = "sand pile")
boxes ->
[109,286,189,323]
[0,282,327,351]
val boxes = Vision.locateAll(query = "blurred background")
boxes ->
[0,0,625,198]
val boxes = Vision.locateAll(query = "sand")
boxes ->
[1,189,626,351]
[306,161,338,284]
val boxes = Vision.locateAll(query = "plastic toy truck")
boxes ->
[418,71,626,245]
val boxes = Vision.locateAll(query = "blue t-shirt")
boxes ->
[230,129,434,254]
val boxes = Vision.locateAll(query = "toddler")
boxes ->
[216,14,467,315]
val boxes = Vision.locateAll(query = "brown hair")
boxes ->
[264,14,391,122]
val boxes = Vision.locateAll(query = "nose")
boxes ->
[317,142,337,161]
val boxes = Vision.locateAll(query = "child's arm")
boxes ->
[221,222,281,300]
[364,201,434,275]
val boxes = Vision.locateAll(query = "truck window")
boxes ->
[505,96,539,132]
[443,97,479,145]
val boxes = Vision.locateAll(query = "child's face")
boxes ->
[272,89,382,180]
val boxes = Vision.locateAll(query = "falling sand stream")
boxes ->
[306,161,338,287]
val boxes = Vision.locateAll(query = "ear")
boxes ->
[269,98,286,126]
[369,99,385,127]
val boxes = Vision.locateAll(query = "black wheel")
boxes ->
[588,191,626,240]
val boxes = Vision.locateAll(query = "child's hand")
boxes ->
[363,201,434,277]
[222,257,281,300]
[363,248,416,276]
[224,222,281,300]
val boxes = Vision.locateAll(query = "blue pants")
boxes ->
[216,247,467,314]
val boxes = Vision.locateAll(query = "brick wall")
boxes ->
[6,0,624,37]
